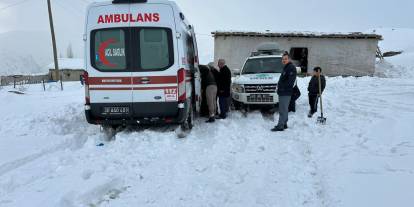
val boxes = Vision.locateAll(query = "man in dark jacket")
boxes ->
[308,67,326,117]
[271,53,297,132]
[217,59,232,119]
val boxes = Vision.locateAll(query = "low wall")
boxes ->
[0,75,49,86]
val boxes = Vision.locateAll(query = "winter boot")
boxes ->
[206,117,215,123]
[271,125,285,132]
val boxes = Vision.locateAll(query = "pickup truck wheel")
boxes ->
[233,100,242,110]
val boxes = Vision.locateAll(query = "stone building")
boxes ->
[212,31,382,76]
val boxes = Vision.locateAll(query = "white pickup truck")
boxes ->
[232,53,300,110]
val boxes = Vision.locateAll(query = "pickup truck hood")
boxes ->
[233,73,281,85]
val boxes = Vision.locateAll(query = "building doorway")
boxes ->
[290,48,308,74]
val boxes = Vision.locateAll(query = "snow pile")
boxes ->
[372,28,414,78]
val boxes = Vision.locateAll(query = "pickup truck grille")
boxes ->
[244,84,277,93]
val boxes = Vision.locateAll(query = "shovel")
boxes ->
[317,74,327,124]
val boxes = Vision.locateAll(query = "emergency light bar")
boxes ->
[112,0,147,4]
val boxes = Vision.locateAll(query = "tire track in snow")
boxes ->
[0,107,94,177]
[0,141,69,177]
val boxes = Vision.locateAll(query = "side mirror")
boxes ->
[232,68,241,76]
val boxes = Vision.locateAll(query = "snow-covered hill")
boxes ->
[0,30,83,76]
[372,28,414,78]
[0,31,52,75]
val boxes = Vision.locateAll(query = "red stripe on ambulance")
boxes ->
[177,68,186,101]
[89,77,132,85]
[89,76,178,85]
[132,76,177,84]
[89,86,177,91]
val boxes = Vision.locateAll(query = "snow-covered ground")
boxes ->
[1,29,414,207]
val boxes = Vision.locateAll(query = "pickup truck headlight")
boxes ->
[232,84,244,93]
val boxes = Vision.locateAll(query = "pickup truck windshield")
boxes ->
[242,57,283,74]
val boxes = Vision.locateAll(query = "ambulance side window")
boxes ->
[92,29,127,71]
[138,28,173,70]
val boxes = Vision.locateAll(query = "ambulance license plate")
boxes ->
[102,107,130,115]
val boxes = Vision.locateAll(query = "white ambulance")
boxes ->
[83,0,201,131]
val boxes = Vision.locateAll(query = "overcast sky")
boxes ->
[0,0,413,62]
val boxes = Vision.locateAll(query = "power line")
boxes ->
[0,0,33,12]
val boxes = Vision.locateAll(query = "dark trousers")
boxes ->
[218,96,230,118]
[309,94,319,114]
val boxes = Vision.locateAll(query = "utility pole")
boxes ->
[47,0,63,90]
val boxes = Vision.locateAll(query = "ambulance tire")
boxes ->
[102,125,117,141]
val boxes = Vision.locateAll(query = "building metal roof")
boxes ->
[212,31,382,40]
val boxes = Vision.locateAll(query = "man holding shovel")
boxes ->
[307,67,326,118]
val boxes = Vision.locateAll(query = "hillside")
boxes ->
[0,30,83,76]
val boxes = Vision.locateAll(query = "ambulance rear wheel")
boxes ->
[102,125,117,141]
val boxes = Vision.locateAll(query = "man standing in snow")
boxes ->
[307,67,326,118]
[271,52,297,132]
[216,59,232,119]
[204,63,219,123]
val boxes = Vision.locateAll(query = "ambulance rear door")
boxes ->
[86,3,133,119]
[129,3,179,117]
